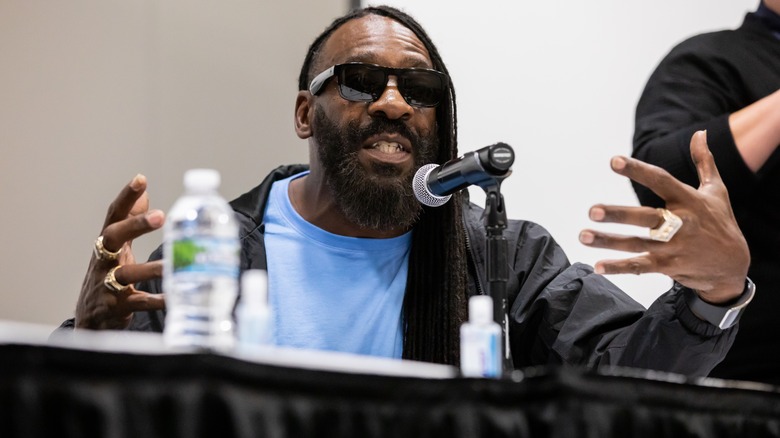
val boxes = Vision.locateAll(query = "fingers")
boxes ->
[594,256,655,276]
[689,130,723,187]
[97,174,164,256]
[609,155,692,204]
[76,258,165,329]
[109,261,166,312]
[102,174,149,230]
[80,173,165,330]
[589,204,665,229]
[583,130,743,288]
[579,230,661,254]
[125,292,166,311]
[112,260,163,287]
[101,210,165,253]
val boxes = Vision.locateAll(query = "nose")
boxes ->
[367,76,413,120]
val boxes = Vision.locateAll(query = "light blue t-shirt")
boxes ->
[263,171,411,358]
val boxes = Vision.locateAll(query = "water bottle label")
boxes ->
[172,236,240,276]
[165,235,239,350]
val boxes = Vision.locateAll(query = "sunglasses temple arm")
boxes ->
[308,66,336,95]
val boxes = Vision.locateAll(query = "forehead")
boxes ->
[318,15,433,70]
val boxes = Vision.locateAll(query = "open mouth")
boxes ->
[369,140,407,154]
[361,139,412,165]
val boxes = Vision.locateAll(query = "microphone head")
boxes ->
[413,163,452,207]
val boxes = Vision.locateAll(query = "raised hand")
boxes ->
[75,174,166,329]
[579,131,750,304]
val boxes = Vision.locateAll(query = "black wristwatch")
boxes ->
[685,278,756,330]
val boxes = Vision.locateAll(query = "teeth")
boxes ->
[372,141,403,154]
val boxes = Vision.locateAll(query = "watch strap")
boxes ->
[685,278,756,330]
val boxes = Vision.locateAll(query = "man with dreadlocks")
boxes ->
[65,5,753,376]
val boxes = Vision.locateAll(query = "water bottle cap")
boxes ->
[469,295,494,324]
[241,269,268,306]
[184,169,221,191]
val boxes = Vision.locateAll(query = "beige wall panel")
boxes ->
[0,0,348,328]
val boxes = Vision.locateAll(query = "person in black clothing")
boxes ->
[67,6,752,375]
[633,0,780,384]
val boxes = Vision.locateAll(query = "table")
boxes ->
[1,323,779,438]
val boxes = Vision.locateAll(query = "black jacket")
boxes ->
[63,165,735,375]
[633,12,779,383]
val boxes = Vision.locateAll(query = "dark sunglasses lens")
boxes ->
[398,71,445,107]
[338,65,387,101]
[336,64,446,107]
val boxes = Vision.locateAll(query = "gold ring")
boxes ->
[649,208,683,242]
[104,265,129,292]
[94,235,122,261]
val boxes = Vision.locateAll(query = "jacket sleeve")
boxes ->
[505,221,736,377]
[632,37,758,208]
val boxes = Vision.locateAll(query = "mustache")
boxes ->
[347,118,419,147]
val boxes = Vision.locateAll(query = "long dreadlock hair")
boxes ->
[297,5,467,365]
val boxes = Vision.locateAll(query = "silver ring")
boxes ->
[94,235,122,261]
[649,208,683,242]
[104,265,129,292]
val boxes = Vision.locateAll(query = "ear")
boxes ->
[294,91,313,139]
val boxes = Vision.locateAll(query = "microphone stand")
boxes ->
[482,183,513,375]
[414,142,516,376]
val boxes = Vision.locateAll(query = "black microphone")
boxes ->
[413,143,514,207]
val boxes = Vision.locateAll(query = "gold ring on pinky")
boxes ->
[104,265,130,292]
[94,235,122,261]
[649,208,683,242]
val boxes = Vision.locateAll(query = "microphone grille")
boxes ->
[413,164,451,207]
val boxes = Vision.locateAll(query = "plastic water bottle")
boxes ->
[236,269,274,350]
[460,295,502,378]
[163,169,240,351]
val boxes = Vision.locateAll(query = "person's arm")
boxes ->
[501,219,736,376]
[506,132,749,376]
[503,215,741,376]
[632,44,765,208]
[728,88,780,172]
[508,256,735,376]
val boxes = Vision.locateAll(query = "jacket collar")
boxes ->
[229,164,310,227]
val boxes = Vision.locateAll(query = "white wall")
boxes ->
[367,0,757,306]
[0,0,346,328]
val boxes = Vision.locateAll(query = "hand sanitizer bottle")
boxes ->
[236,269,274,349]
[460,295,502,378]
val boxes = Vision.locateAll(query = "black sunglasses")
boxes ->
[308,62,448,108]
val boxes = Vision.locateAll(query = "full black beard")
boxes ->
[312,107,439,232]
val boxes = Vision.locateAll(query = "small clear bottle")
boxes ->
[460,295,502,378]
[236,269,274,350]
[163,169,240,351]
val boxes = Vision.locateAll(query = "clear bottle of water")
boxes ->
[163,169,240,351]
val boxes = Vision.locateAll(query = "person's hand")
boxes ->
[75,174,166,329]
[579,131,750,304]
